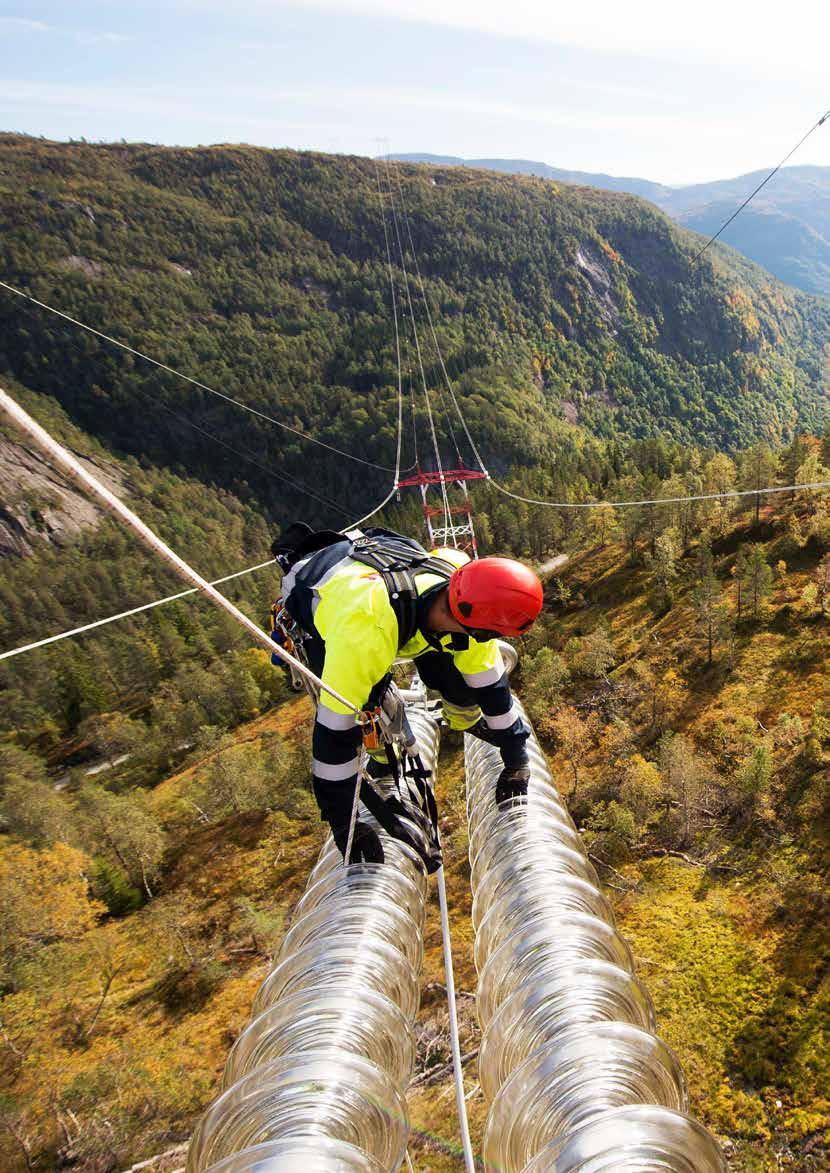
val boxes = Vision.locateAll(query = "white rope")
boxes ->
[0,385,364,714]
[487,477,830,509]
[0,559,276,663]
[436,865,476,1173]
[342,762,366,870]
[0,278,397,473]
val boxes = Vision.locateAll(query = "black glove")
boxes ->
[496,765,531,806]
[331,818,385,864]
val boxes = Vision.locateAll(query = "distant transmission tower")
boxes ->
[397,465,487,556]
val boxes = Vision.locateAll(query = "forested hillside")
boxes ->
[1,394,829,1170]
[1,137,829,1172]
[1,135,829,537]
[392,154,830,299]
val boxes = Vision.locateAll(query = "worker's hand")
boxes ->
[331,819,385,864]
[495,765,530,806]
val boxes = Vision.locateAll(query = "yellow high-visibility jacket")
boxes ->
[281,541,525,786]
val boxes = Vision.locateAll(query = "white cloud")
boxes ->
[0,17,52,32]
[269,0,830,80]
[75,31,131,46]
[0,16,129,45]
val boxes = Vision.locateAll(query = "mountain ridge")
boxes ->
[388,154,830,297]
[1,137,828,536]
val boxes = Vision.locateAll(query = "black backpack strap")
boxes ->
[352,537,457,647]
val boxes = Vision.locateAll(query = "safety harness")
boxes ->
[268,524,453,873]
[348,529,458,647]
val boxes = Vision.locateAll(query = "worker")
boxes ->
[270,525,544,865]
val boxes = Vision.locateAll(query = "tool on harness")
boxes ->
[269,601,314,695]
[360,709,384,753]
[360,680,443,873]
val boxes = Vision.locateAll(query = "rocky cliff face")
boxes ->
[0,435,122,556]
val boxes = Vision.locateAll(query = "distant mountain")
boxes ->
[388,155,830,298]
[389,153,671,202]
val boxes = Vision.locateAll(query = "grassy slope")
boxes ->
[2,507,829,1172]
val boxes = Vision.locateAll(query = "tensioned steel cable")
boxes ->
[381,159,454,538]
[373,157,405,484]
[0,277,398,473]
[390,160,489,474]
[386,150,830,512]
[345,166,407,530]
[690,108,829,266]
[0,385,363,714]
[7,473,828,665]
[485,478,830,509]
[0,560,278,663]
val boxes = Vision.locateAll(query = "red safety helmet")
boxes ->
[448,556,544,639]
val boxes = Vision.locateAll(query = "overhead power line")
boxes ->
[128,382,352,516]
[690,108,830,266]
[388,160,489,475]
[381,157,454,536]
[487,478,830,509]
[0,559,277,663]
[0,277,397,473]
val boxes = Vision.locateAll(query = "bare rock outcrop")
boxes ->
[0,435,124,556]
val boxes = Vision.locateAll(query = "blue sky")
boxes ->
[1,0,827,184]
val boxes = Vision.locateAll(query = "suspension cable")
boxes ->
[0,278,398,473]
[377,207,830,513]
[382,159,453,537]
[0,559,277,664]
[133,386,351,516]
[487,477,830,509]
[690,108,830,267]
[389,161,489,474]
[373,158,405,487]
[408,368,420,470]
[0,157,409,664]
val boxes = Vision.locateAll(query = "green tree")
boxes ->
[658,733,710,848]
[741,546,773,620]
[739,442,779,524]
[691,541,729,665]
[77,785,166,899]
[733,742,773,823]
[647,526,680,613]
